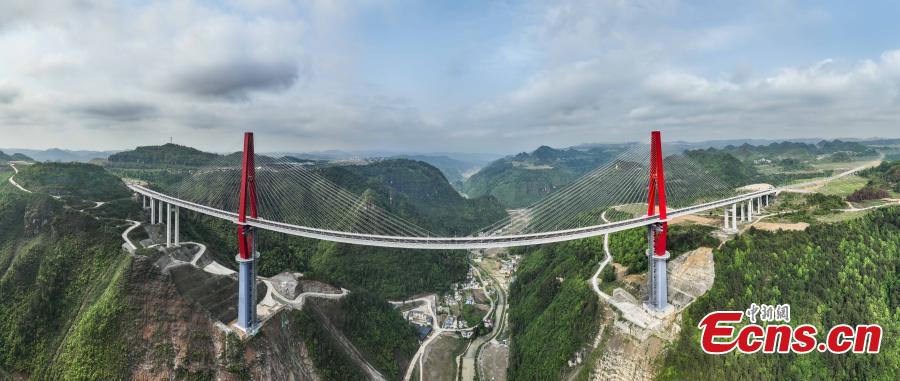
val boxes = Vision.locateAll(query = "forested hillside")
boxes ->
[1,162,416,380]
[464,145,626,208]
[609,224,719,274]
[860,160,900,193]
[0,178,135,379]
[0,150,33,162]
[393,154,482,188]
[160,158,491,299]
[659,208,899,380]
[324,159,507,236]
[15,162,130,200]
[507,238,604,380]
[709,140,877,162]
[107,143,220,166]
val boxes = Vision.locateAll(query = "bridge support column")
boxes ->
[757,197,762,214]
[747,200,752,221]
[150,198,156,224]
[723,207,729,230]
[646,224,671,313]
[166,203,172,247]
[174,206,180,245]
[236,237,259,335]
[732,203,737,228]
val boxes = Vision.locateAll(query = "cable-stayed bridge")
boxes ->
[128,135,778,250]
[128,131,791,334]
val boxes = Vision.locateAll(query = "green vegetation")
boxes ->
[777,158,812,170]
[159,157,488,299]
[329,159,507,236]
[683,149,762,187]
[464,145,625,208]
[816,174,869,196]
[507,238,603,380]
[338,292,418,379]
[0,150,33,162]
[712,140,876,162]
[460,303,487,328]
[15,162,130,200]
[311,242,468,299]
[395,155,482,189]
[107,143,221,166]
[847,185,889,202]
[608,224,718,274]
[803,193,846,214]
[600,264,616,283]
[660,208,900,380]
[0,181,133,378]
[179,213,469,299]
[52,256,132,380]
[860,159,900,194]
[294,309,366,381]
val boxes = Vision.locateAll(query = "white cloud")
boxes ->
[0,0,898,152]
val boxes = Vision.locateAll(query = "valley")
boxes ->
[1,137,898,380]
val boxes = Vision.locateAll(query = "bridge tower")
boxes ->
[236,132,260,335]
[645,131,672,313]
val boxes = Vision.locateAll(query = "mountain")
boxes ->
[0,148,117,162]
[111,147,507,298]
[0,150,33,162]
[270,150,497,189]
[660,209,900,380]
[390,155,482,188]
[0,161,419,379]
[107,143,221,166]
[463,145,627,208]
[328,159,507,235]
[14,162,130,200]
[169,158,504,297]
[275,149,501,164]
[705,140,877,162]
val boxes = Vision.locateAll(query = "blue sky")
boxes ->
[1,0,899,153]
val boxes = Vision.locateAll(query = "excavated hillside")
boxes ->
[0,179,326,379]
[123,255,322,380]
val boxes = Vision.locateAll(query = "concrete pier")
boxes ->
[166,203,172,247]
[645,224,671,313]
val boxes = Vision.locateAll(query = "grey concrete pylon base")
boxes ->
[236,252,260,336]
[645,249,672,313]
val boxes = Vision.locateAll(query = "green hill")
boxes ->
[507,238,604,380]
[171,158,504,299]
[660,208,899,380]
[0,150,33,162]
[0,172,398,379]
[860,159,900,193]
[709,140,877,162]
[0,184,135,378]
[15,162,130,200]
[463,145,626,208]
[393,155,482,188]
[107,143,220,166]
[119,150,506,299]
[326,159,507,236]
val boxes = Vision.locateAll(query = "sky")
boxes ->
[1,0,900,154]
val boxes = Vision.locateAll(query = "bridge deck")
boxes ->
[128,184,775,250]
